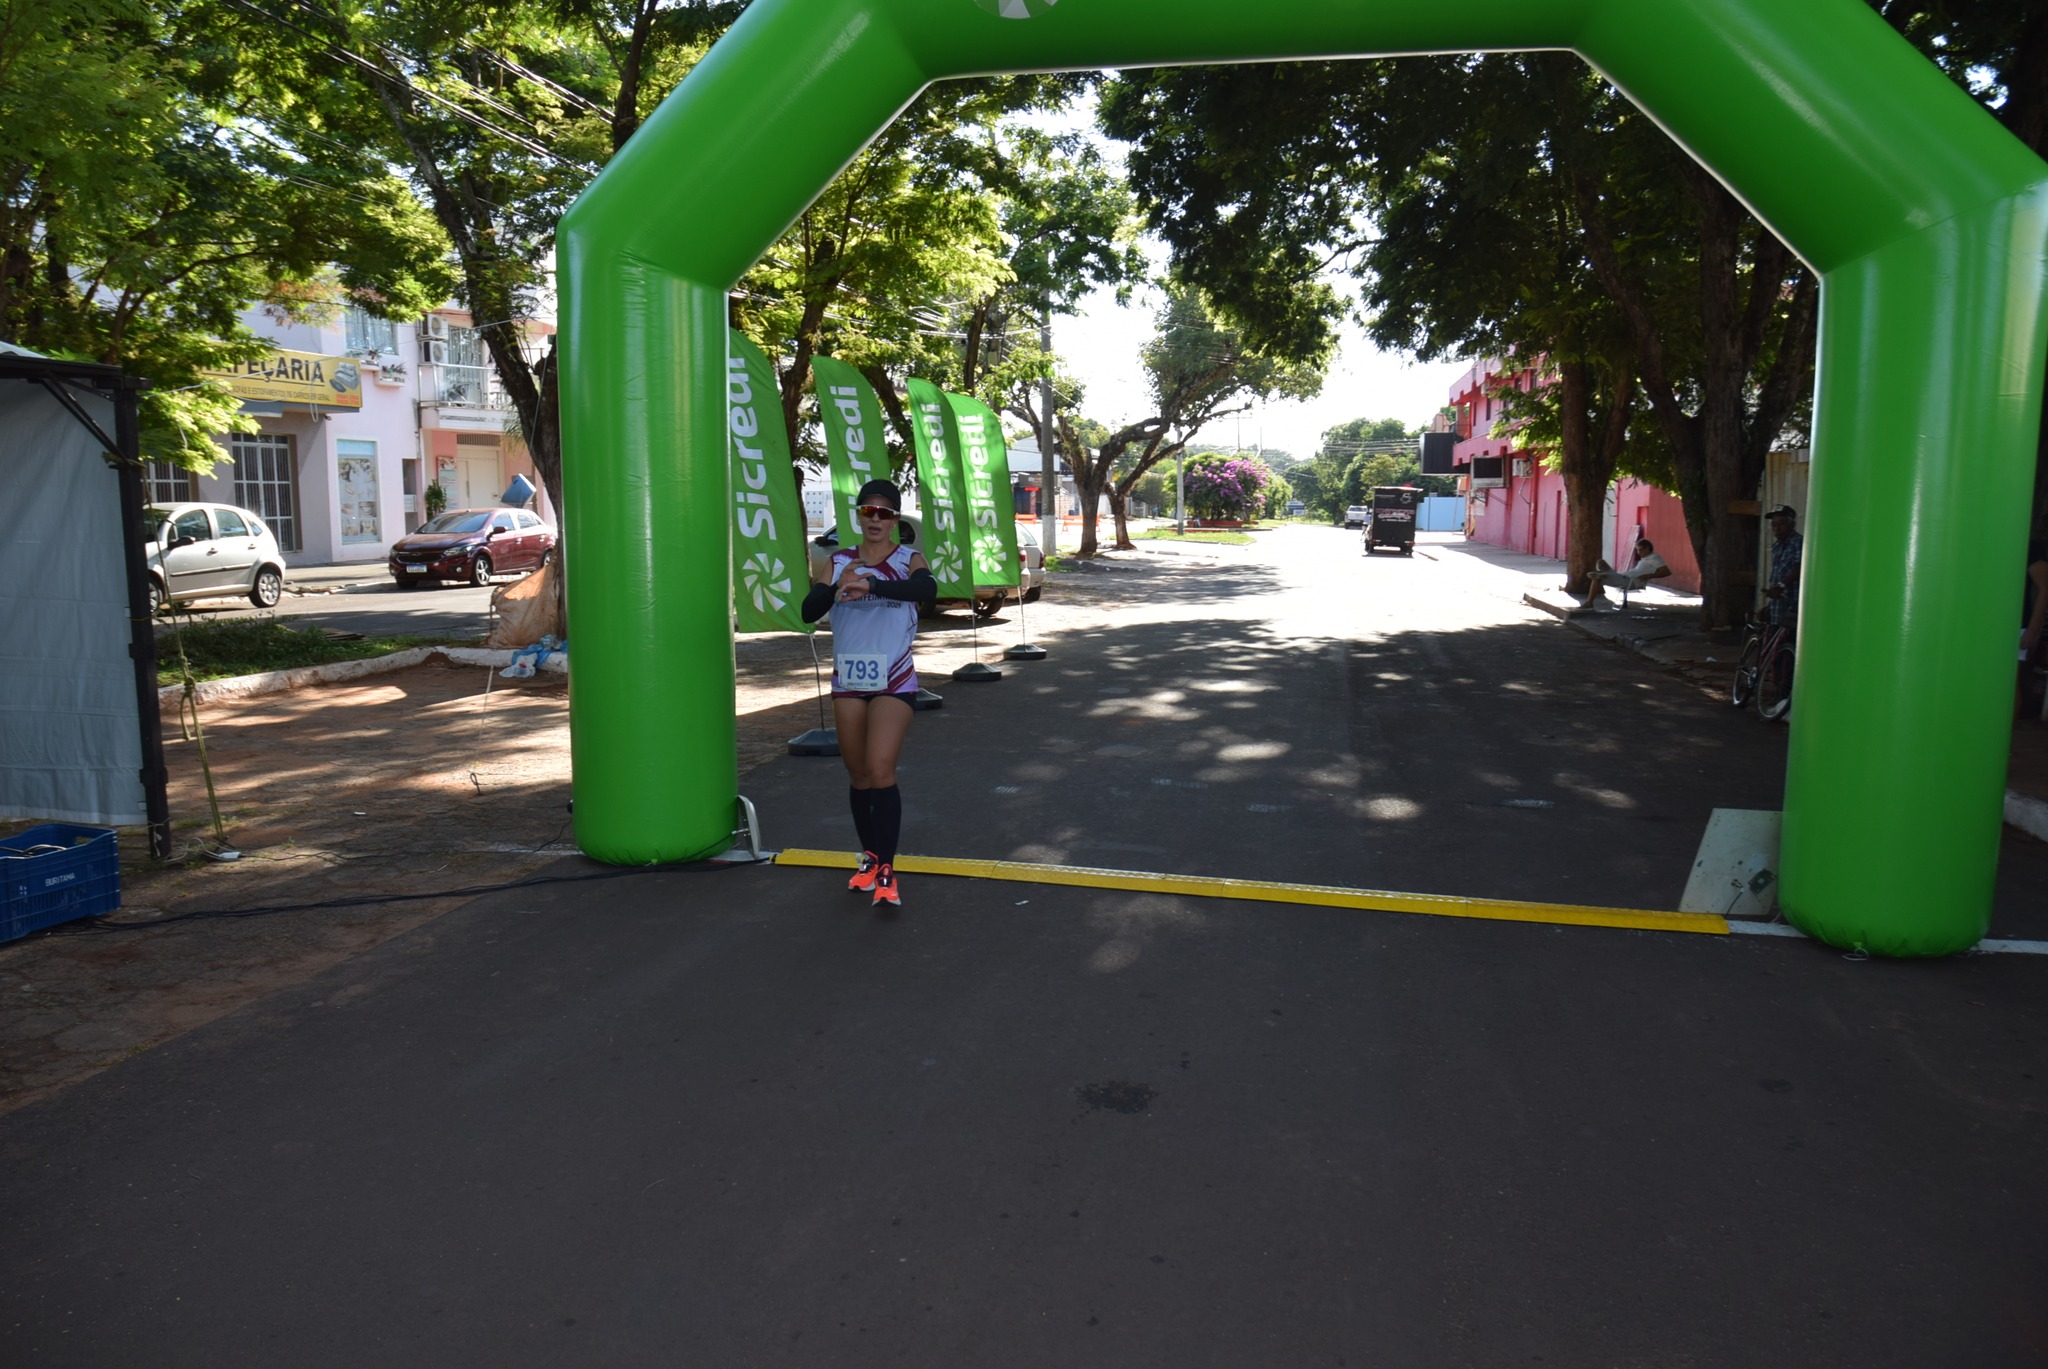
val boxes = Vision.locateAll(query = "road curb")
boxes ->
[157,645,565,709]
[2008,790,2048,844]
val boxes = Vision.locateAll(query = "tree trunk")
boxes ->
[1692,174,1754,631]
[1108,485,1131,549]
[1555,359,1605,596]
[860,362,914,472]
[1072,463,1105,556]
[780,293,828,457]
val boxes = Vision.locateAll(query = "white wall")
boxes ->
[206,308,423,564]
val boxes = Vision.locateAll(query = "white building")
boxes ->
[146,306,554,567]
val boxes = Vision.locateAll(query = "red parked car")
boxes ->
[389,508,556,587]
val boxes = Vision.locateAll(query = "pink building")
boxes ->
[1446,359,1700,593]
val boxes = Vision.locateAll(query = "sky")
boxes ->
[1048,280,1468,463]
[1021,107,1470,464]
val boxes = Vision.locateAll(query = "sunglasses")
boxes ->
[856,505,898,520]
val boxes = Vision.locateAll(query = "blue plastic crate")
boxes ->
[1,824,121,942]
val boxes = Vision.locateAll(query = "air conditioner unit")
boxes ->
[425,315,449,340]
[1468,455,1507,490]
[1511,457,1533,479]
[426,339,449,366]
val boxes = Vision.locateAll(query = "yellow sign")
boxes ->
[204,347,363,409]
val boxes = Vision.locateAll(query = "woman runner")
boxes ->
[801,479,937,907]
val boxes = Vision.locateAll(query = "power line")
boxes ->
[471,49,614,122]
[217,0,586,168]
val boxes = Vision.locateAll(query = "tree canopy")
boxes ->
[1,0,455,459]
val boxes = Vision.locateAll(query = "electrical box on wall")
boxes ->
[1511,456,1533,479]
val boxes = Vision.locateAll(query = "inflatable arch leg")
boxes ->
[558,0,2048,956]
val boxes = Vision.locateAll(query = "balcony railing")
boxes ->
[436,363,513,410]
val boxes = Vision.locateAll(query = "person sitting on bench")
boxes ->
[1578,537,1671,609]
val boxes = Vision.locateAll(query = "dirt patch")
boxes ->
[0,546,1199,1115]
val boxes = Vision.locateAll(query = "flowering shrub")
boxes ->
[1182,456,1273,520]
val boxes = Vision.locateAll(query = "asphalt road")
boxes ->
[160,576,500,639]
[8,526,2044,1366]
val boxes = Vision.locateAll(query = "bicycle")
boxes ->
[1730,613,1796,720]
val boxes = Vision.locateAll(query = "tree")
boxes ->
[1286,416,1444,519]
[1351,59,1670,597]
[1065,287,1324,555]
[0,0,454,459]
[1871,0,2048,156]
[1261,471,1293,518]
[733,78,1060,480]
[1181,450,1273,520]
[190,0,779,526]
[1101,55,1817,624]
[967,126,1149,500]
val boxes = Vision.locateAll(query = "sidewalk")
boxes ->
[280,558,388,596]
[1424,536,2048,840]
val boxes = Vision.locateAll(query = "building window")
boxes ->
[143,459,195,504]
[436,323,502,408]
[336,438,380,544]
[343,307,400,357]
[231,432,300,551]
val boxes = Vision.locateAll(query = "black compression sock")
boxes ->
[871,784,902,866]
[850,786,877,854]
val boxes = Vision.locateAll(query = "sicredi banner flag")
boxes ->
[811,355,890,538]
[941,392,1020,588]
[726,331,811,634]
[904,377,975,598]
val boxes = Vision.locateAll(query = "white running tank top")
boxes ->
[828,544,919,694]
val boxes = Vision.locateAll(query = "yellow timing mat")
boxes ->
[774,849,1730,936]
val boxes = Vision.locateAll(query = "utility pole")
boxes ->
[1175,448,1185,534]
[1039,318,1057,556]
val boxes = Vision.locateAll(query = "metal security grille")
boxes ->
[143,460,195,504]
[231,432,300,551]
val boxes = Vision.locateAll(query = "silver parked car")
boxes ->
[142,503,287,615]
[808,514,1044,619]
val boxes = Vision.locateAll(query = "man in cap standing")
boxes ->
[1764,505,1803,626]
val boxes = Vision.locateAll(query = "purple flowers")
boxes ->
[1183,456,1272,519]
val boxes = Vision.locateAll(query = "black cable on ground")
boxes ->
[39,855,762,937]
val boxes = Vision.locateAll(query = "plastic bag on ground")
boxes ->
[486,558,564,648]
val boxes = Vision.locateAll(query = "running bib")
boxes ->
[837,653,889,691]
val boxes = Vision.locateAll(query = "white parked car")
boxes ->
[1344,505,1370,528]
[142,502,287,615]
[809,515,1044,619]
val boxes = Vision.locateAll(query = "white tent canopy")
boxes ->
[0,342,148,826]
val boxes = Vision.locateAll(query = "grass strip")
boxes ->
[154,618,473,685]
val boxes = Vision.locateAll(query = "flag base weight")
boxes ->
[787,727,840,756]
[952,662,1003,683]
[913,688,944,710]
[1002,644,1047,661]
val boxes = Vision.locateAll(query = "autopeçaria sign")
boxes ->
[203,348,363,409]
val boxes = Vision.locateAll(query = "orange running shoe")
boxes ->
[848,851,881,892]
[871,863,900,908]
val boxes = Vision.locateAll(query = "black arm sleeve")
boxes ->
[868,568,937,608]
[800,581,835,624]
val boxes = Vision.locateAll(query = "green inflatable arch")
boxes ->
[557,0,2048,957]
